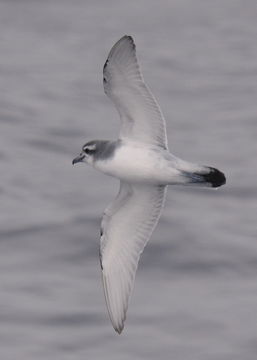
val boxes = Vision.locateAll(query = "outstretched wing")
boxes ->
[100,182,166,333]
[103,35,168,149]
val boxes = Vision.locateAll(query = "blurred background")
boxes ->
[1,0,257,359]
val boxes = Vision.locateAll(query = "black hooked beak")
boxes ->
[72,153,85,165]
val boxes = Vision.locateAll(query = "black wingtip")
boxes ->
[126,35,135,49]
[117,35,135,49]
[125,35,134,41]
[114,323,124,334]
[122,34,133,41]
[203,167,226,188]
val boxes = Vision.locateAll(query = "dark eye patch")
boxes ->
[84,147,95,154]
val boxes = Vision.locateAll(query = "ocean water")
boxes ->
[1,1,257,359]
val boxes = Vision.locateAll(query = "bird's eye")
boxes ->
[84,147,95,155]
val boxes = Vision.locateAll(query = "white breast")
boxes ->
[94,142,180,184]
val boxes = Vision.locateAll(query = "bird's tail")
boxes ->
[182,166,226,188]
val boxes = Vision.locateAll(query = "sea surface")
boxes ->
[1,1,257,359]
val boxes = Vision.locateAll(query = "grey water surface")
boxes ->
[1,1,257,359]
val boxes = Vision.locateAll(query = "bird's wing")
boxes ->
[100,181,166,333]
[103,35,168,149]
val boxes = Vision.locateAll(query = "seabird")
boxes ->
[73,35,226,334]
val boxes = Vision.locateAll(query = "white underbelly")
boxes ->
[94,144,179,184]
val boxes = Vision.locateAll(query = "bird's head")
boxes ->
[72,140,99,165]
[72,140,117,166]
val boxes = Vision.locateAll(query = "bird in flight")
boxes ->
[73,35,226,334]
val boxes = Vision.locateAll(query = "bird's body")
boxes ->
[92,140,208,186]
[73,35,226,334]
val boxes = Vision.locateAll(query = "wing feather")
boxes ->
[100,182,166,333]
[103,35,168,149]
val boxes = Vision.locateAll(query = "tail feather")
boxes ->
[201,167,226,188]
[187,167,226,188]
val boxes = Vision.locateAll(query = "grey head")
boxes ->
[72,140,119,165]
